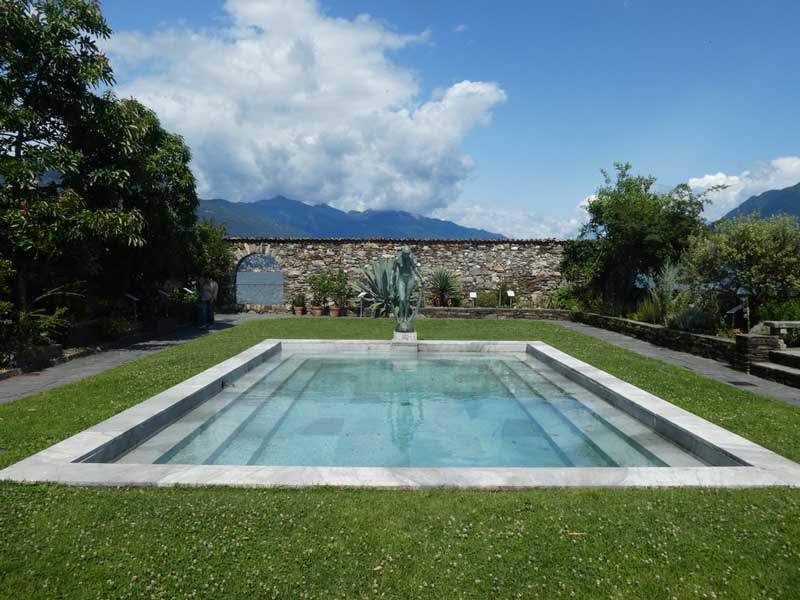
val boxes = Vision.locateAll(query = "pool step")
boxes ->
[495,360,669,467]
[489,361,621,467]
[156,356,313,464]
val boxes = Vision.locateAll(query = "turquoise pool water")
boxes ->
[120,353,704,468]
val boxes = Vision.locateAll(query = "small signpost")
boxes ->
[469,291,477,307]
[358,290,367,317]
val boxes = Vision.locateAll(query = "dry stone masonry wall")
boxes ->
[227,238,565,308]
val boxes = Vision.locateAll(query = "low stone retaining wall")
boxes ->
[420,307,572,321]
[419,307,744,367]
[571,312,739,365]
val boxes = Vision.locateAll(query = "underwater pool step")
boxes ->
[152,356,313,464]
[495,360,676,467]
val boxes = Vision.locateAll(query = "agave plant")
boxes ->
[428,269,461,307]
[356,257,398,317]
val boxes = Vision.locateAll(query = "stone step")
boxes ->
[770,349,800,370]
[750,361,800,389]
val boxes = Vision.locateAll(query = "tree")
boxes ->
[0,0,143,309]
[191,219,231,282]
[563,162,710,311]
[63,94,198,294]
[683,214,800,318]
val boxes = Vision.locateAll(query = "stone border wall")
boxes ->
[420,306,742,366]
[226,238,566,308]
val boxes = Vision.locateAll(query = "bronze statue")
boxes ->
[392,246,424,333]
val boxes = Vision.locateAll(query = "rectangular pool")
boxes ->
[120,352,703,468]
[3,339,799,488]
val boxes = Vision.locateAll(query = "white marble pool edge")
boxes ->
[2,339,799,489]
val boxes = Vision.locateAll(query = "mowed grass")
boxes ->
[1,318,800,598]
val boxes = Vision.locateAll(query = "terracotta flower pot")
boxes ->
[310,305,324,317]
[330,305,341,318]
[293,306,304,316]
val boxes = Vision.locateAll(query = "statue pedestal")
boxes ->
[392,331,417,343]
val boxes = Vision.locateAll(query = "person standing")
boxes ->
[198,277,219,328]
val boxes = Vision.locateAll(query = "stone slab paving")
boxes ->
[552,320,800,408]
[0,313,284,405]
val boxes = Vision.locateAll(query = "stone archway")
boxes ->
[235,253,284,307]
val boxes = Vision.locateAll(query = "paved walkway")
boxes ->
[553,320,800,408]
[0,313,279,405]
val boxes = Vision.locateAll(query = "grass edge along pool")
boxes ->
[1,339,799,489]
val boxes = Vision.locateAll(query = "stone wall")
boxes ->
[571,312,739,365]
[226,238,565,308]
[421,307,573,321]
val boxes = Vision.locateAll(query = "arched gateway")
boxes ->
[235,253,284,306]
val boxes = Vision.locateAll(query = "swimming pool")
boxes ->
[3,339,799,488]
[119,352,703,468]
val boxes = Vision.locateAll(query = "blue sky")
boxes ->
[101,0,800,237]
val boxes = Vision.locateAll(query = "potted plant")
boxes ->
[308,273,330,317]
[329,269,350,318]
[291,292,306,316]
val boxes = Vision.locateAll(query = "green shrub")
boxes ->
[328,269,350,307]
[669,307,719,334]
[760,298,800,346]
[428,269,461,307]
[356,258,397,317]
[98,316,131,340]
[291,292,306,307]
[759,298,800,321]
[475,290,498,307]
[631,297,662,324]
[548,286,581,311]
[308,273,332,307]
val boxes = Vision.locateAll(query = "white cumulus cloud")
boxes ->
[690,156,800,220]
[432,199,590,239]
[104,0,506,214]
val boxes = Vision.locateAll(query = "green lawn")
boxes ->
[1,318,799,598]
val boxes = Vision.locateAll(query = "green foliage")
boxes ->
[307,273,331,307]
[632,261,680,325]
[548,286,581,311]
[760,297,800,321]
[0,0,145,309]
[356,257,397,317]
[428,269,461,306]
[291,293,306,307]
[191,220,231,283]
[684,214,800,318]
[328,269,351,307]
[760,297,800,346]
[475,290,498,307]
[563,163,710,312]
[65,94,199,289]
[97,316,131,340]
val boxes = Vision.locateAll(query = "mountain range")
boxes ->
[197,196,504,239]
[722,182,800,220]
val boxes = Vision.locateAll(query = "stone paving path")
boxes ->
[553,320,800,408]
[0,313,280,405]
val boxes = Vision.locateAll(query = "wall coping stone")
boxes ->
[225,237,566,246]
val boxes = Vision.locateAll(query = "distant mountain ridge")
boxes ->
[198,196,505,239]
[722,182,800,220]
